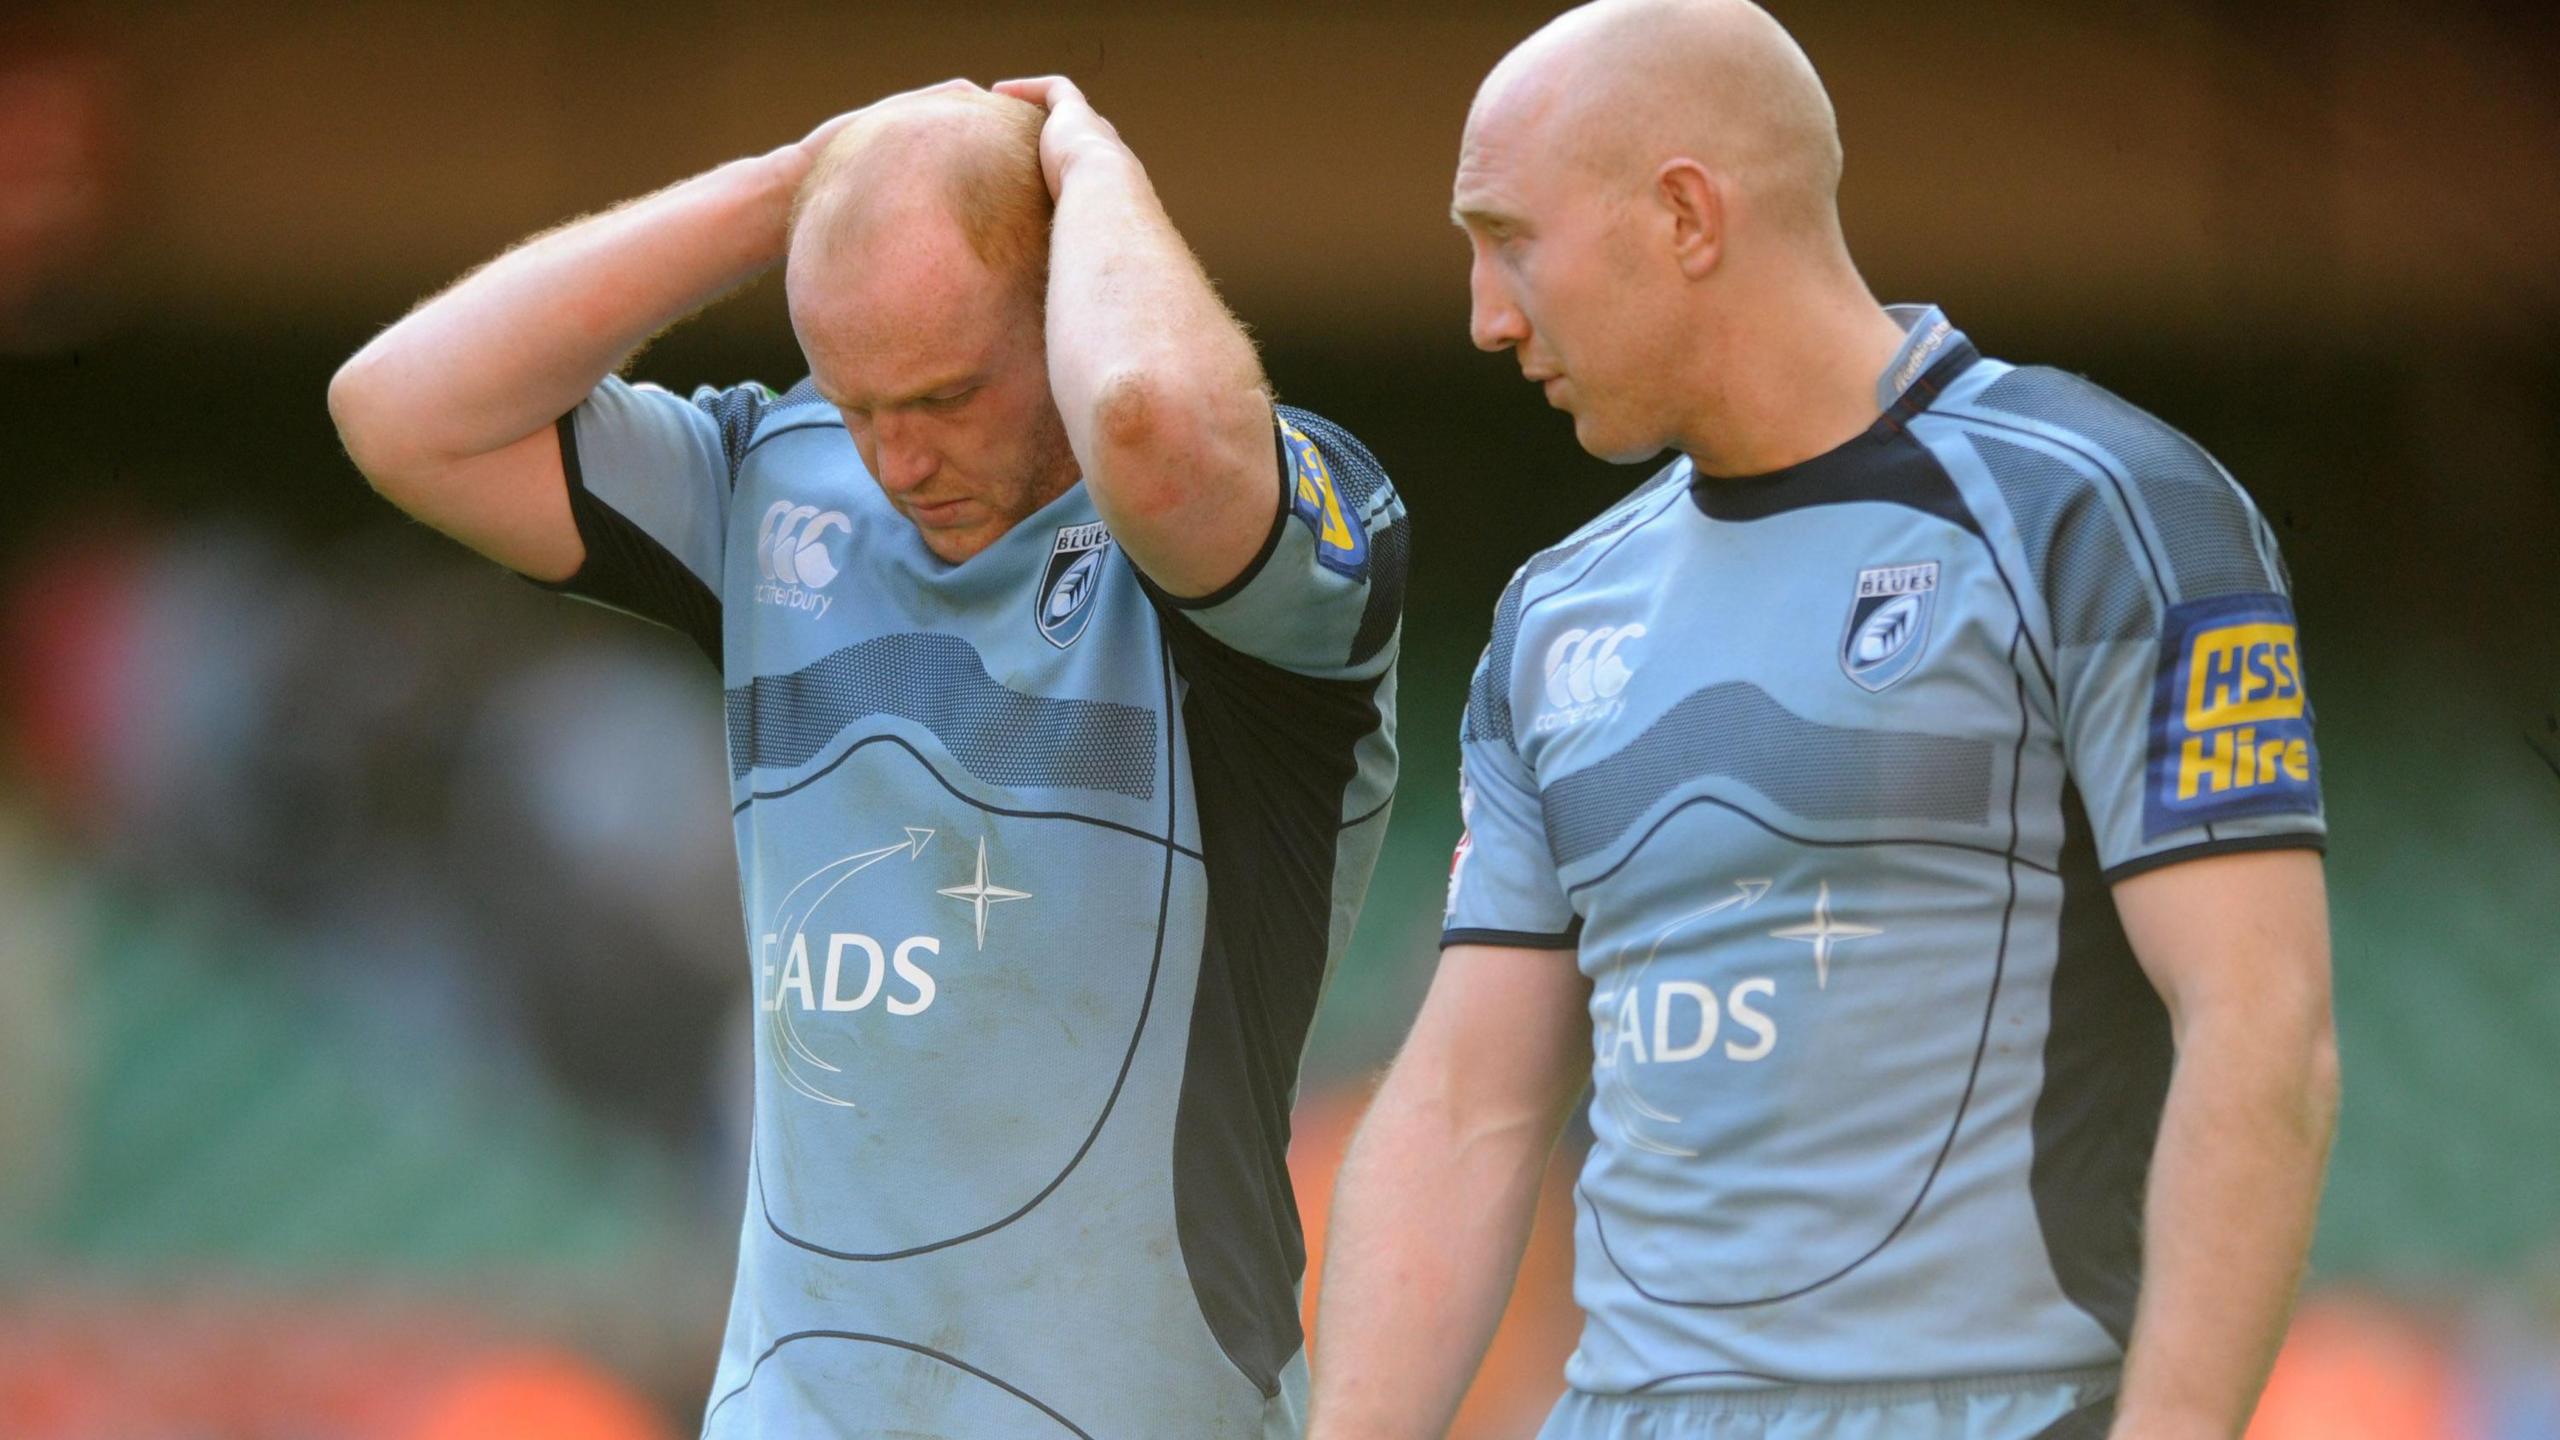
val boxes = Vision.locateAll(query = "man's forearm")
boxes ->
[330,146,806,474]
[1044,138,1264,416]
[1041,142,1267,505]
[2111,1016,2339,1438]
[1308,1072,1555,1440]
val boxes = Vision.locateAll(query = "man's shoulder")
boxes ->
[1273,403,1398,507]
[1464,458,1692,750]
[1938,362,2276,607]
[1947,363,2234,499]
[1497,455,1695,616]
[715,376,844,459]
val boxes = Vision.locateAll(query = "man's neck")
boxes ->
[1678,280,1910,480]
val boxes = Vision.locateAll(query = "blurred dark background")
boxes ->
[2,1,2555,1436]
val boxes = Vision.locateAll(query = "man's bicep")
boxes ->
[1141,407,1408,681]
[523,376,762,667]
[380,423,584,582]
[1405,942,1594,1129]
[2112,848,2333,1029]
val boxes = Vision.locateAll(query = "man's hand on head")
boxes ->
[992,76,1130,197]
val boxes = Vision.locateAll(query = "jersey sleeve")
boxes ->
[1441,593,1580,950]
[2022,405,2326,881]
[1139,404,1407,682]
[536,374,769,668]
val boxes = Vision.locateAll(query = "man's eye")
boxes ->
[925,388,976,410]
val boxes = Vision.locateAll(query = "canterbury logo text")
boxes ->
[756,501,851,617]
[1536,624,1645,733]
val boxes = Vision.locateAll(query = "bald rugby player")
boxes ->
[331,78,1408,1438]
[1311,3,2335,1438]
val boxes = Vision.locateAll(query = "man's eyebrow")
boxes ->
[827,370,981,412]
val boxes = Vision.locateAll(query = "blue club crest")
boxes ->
[1037,522,1112,649]
[1840,561,1938,692]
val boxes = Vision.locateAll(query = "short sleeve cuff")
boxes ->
[2099,831,2326,885]
[1441,921,1584,952]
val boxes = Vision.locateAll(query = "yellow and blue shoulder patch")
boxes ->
[2143,592,2320,839]
[1281,419,1369,580]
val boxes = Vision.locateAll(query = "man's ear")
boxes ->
[1656,158,1723,280]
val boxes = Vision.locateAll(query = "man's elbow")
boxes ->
[327,351,428,503]
[327,354,391,476]
[1087,365,1262,520]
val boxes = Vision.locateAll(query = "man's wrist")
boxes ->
[1053,133,1142,192]
[2107,1397,2244,1440]
[730,147,814,256]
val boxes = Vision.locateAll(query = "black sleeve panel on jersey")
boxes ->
[532,412,724,670]
[1973,366,2277,606]
[1280,406,1408,670]
[1965,431,2156,646]
[1466,568,1533,750]
[1157,605,1387,1398]
[1967,365,2324,872]
[694,382,772,489]
[2029,782,2173,1350]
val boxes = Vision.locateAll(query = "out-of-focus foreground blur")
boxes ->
[2,2,2555,1436]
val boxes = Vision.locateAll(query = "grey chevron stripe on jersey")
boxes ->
[724,632,1159,798]
[1540,680,1997,867]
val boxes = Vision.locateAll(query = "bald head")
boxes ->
[1469,0,1844,240]
[790,89,1052,298]
[1453,0,1890,466]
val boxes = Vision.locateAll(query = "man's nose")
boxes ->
[1468,255,1529,354]
[871,417,940,492]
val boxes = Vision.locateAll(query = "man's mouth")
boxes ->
[906,497,973,526]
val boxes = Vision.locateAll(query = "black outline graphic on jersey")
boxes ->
[757,827,939,1110]
[1590,879,1771,1159]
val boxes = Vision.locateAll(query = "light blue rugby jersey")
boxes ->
[540,376,1406,1439]
[1442,307,2324,1404]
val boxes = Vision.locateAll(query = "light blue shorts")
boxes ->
[1537,1366,2119,1440]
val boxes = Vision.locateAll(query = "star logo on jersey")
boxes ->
[1839,561,1938,692]
[1036,522,1112,649]
[1768,880,1882,988]
[937,835,1032,950]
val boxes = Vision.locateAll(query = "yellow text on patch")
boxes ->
[2177,725,2312,800]
[2183,623,2303,730]
[1288,429,1357,555]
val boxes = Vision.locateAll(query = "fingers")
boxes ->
[993,75,1086,111]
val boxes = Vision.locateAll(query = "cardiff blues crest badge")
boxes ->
[1840,561,1938,692]
[1036,521,1112,649]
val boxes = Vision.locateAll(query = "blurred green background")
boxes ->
[1,1,2555,1435]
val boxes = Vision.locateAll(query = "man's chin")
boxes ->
[1570,411,1668,467]
[910,514,1005,565]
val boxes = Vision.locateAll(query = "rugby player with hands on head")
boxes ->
[333,72,1407,1440]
